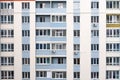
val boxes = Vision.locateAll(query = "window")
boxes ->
[22,16,30,23]
[36,57,50,64]
[106,29,120,37]
[74,72,80,78]
[22,44,30,51]
[52,71,66,79]
[106,43,120,51]
[74,44,80,51]
[74,30,80,37]
[58,3,64,8]
[52,29,66,37]
[36,71,47,78]
[1,43,14,52]
[74,58,80,65]
[91,16,99,23]
[52,43,66,50]
[91,2,99,9]
[22,58,30,65]
[91,44,99,51]
[52,1,66,8]
[52,57,66,64]
[106,15,120,23]
[106,57,120,65]
[106,70,119,79]
[22,30,30,37]
[22,2,30,9]
[74,16,80,23]
[52,15,66,22]
[58,58,65,64]
[91,30,99,37]
[0,2,14,9]
[73,2,80,9]
[91,72,99,79]
[36,15,50,22]
[91,58,99,65]
[36,29,50,36]
[0,29,14,37]
[1,71,14,79]
[22,72,30,79]
[1,57,14,65]
[0,15,14,24]
[36,43,50,50]
[36,1,50,8]
[106,1,120,9]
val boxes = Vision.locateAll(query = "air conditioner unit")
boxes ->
[52,50,56,54]
[93,24,97,27]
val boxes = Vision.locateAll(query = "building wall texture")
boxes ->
[0,0,120,80]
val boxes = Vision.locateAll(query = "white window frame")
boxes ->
[1,57,14,65]
[91,2,99,9]
[106,70,119,79]
[22,58,30,65]
[22,44,30,51]
[36,29,50,36]
[1,43,14,52]
[91,58,99,65]
[91,16,99,23]
[106,43,120,51]
[52,15,66,22]
[91,72,99,79]
[74,58,80,65]
[106,29,120,37]
[74,72,80,78]
[106,57,120,65]
[36,43,50,50]
[36,57,50,65]
[74,30,80,37]
[0,2,14,9]
[36,71,47,78]
[52,43,66,50]
[22,16,30,23]
[52,29,66,37]
[1,71,14,79]
[52,72,66,79]
[22,30,30,37]
[22,72,30,79]
[91,30,99,37]
[74,16,80,23]
[22,2,30,9]
[0,15,14,24]
[91,44,99,51]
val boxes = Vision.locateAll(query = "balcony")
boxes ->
[36,64,66,69]
[36,36,66,41]
[36,50,66,56]
[36,1,66,13]
[36,8,66,14]
[106,14,120,28]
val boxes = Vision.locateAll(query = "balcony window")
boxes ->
[36,1,50,8]
[106,15,120,23]
[52,1,66,8]
[52,71,66,79]
[52,29,66,37]
[52,15,66,22]
[36,15,50,22]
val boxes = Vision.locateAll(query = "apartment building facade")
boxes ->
[0,0,120,80]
